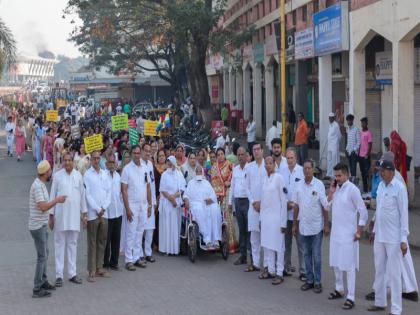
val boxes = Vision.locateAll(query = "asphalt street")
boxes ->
[0,129,419,315]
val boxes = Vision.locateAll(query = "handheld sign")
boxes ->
[84,134,103,154]
[111,114,129,131]
[71,125,81,139]
[46,110,59,122]
[144,120,159,137]
[129,127,139,145]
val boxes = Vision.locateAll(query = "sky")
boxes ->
[0,0,81,58]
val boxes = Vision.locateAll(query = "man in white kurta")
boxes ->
[327,163,368,309]
[184,166,221,246]
[141,143,157,263]
[121,145,152,270]
[49,153,87,286]
[159,156,186,255]
[5,116,15,156]
[260,156,288,284]
[327,112,342,178]
[368,161,409,315]
[245,143,266,272]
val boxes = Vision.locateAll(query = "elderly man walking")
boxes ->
[327,112,342,178]
[49,152,87,287]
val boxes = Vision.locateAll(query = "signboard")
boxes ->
[128,118,137,128]
[46,110,58,122]
[111,114,129,131]
[71,125,80,139]
[243,45,253,63]
[265,35,278,56]
[129,127,139,145]
[375,51,392,85]
[144,120,159,137]
[295,28,314,60]
[253,43,265,63]
[84,134,103,154]
[286,28,295,62]
[211,120,224,138]
[313,2,349,56]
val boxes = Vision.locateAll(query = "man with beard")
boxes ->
[29,161,66,298]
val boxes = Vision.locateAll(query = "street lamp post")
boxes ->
[280,0,287,154]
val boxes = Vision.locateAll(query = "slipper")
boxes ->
[87,275,96,283]
[258,268,275,280]
[244,265,260,272]
[342,299,355,310]
[328,290,344,300]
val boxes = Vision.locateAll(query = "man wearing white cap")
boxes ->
[29,160,66,298]
[327,112,342,178]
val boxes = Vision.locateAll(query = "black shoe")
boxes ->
[402,291,419,302]
[55,278,63,287]
[313,283,323,294]
[69,275,83,284]
[109,265,119,271]
[145,256,156,263]
[301,282,314,291]
[233,256,247,265]
[32,289,51,298]
[299,273,307,282]
[289,266,296,273]
[365,291,375,301]
[134,259,147,268]
[283,270,292,277]
[41,281,56,291]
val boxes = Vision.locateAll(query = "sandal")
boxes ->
[342,299,355,310]
[258,268,275,280]
[328,290,344,300]
[244,265,260,272]
[271,276,284,285]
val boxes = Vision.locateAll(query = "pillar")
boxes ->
[253,64,263,138]
[395,40,415,199]
[223,70,229,104]
[294,60,308,115]
[264,64,275,133]
[229,69,236,106]
[236,69,243,110]
[243,65,251,120]
[318,55,332,170]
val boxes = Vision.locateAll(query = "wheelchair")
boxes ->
[180,203,229,263]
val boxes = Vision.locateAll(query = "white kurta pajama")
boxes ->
[373,178,409,315]
[329,180,368,302]
[184,177,221,244]
[121,161,150,263]
[50,169,87,279]
[142,159,156,257]
[246,160,267,268]
[260,173,288,276]
[327,121,341,177]
[5,121,15,155]
[159,168,186,255]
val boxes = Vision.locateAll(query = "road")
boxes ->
[0,128,418,315]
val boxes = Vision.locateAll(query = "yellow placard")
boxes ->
[84,134,103,154]
[144,120,159,137]
[111,114,129,131]
[46,110,58,122]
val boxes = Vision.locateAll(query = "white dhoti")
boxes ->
[125,201,147,263]
[327,148,340,177]
[374,241,402,315]
[158,199,181,255]
[54,230,79,279]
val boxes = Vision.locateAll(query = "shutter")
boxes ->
[365,83,382,154]
[414,85,420,167]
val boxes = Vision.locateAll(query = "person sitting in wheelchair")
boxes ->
[183,166,222,248]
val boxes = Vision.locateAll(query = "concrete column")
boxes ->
[318,55,332,170]
[229,69,236,106]
[264,65,275,133]
[253,64,263,138]
[294,60,308,115]
[236,69,243,110]
[223,70,229,104]
[243,66,251,120]
[349,49,366,117]
[395,40,415,198]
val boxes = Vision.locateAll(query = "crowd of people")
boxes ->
[0,100,418,315]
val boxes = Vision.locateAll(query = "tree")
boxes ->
[0,18,17,79]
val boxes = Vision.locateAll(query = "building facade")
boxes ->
[7,54,57,83]
[208,0,420,198]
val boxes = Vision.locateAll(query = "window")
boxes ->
[332,53,342,75]
[302,5,307,22]
[313,1,319,13]
[292,10,297,25]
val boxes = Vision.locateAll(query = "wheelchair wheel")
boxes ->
[187,224,197,263]
[221,225,229,260]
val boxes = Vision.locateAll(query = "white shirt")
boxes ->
[330,180,368,243]
[105,170,123,219]
[215,135,229,150]
[246,160,267,231]
[228,163,248,205]
[50,169,87,231]
[265,126,278,150]
[246,121,256,142]
[120,160,150,204]
[5,122,15,134]
[292,177,328,236]
[327,121,341,151]
[275,156,288,175]
[280,164,304,220]
[375,177,409,244]
[84,167,111,221]
[142,159,156,206]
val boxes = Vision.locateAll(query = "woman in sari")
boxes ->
[153,149,167,250]
[14,119,26,161]
[210,148,237,253]
[42,127,54,167]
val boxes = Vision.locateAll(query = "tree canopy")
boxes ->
[0,18,17,79]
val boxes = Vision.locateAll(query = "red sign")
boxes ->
[128,118,137,128]
[211,120,224,138]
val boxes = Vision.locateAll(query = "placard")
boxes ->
[129,127,139,145]
[128,118,137,128]
[46,110,58,122]
[71,125,81,139]
[111,114,129,131]
[84,134,103,154]
[144,120,159,137]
